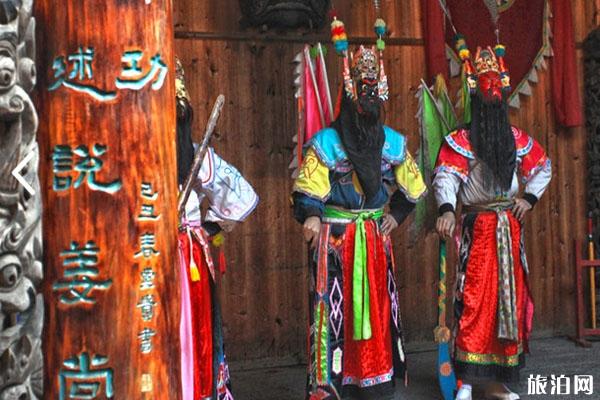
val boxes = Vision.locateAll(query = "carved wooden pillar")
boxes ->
[36,1,180,399]
[0,0,42,398]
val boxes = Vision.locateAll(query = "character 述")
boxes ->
[433,40,552,400]
[175,59,258,400]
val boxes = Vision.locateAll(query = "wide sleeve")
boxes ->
[392,150,427,203]
[291,148,331,223]
[519,136,552,206]
[200,150,259,223]
[433,141,468,213]
[388,190,416,225]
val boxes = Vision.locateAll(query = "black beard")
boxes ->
[354,94,382,144]
[176,99,195,186]
[332,94,385,201]
[469,90,516,192]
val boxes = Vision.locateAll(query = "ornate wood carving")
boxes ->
[239,0,331,30]
[0,0,43,398]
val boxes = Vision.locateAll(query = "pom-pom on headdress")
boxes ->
[373,17,388,101]
[329,6,389,102]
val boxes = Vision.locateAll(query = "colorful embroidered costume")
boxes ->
[293,125,427,399]
[433,40,552,382]
[179,147,258,400]
[176,60,258,400]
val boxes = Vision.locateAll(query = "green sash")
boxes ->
[323,207,384,340]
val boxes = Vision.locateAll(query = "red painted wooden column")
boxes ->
[36,1,181,398]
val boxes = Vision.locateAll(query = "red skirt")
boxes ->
[179,229,214,398]
[307,221,407,399]
[178,228,234,400]
[454,211,534,382]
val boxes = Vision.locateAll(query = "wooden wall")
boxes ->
[173,0,597,363]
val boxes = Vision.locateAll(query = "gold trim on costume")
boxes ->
[455,345,523,367]
[175,57,191,103]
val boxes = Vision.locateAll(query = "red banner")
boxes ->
[445,0,546,100]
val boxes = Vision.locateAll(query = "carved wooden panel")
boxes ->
[0,0,42,398]
[239,0,331,30]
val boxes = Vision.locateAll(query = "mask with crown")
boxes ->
[455,34,511,101]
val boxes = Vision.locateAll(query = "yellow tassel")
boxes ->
[187,227,200,282]
[190,262,201,282]
[212,232,225,247]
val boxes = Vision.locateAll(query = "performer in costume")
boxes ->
[433,41,551,400]
[175,59,259,400]
[292,39,427,399]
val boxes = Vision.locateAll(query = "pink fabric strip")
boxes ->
[181,218,201,228]
[178,238,195,400]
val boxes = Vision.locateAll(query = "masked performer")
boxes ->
[292,38,427,398]
[176,59,259,400]
[433,41,551,400]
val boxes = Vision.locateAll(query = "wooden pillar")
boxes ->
[36,1,180,399]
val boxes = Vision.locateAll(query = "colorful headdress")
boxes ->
[175,57,191,106]
[352,46,379,83]
[455,35,511,99]
[330,10,389,101]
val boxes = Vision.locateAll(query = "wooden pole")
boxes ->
[36,1,180,398]
[177,95,225,215]
[588,215,597,329]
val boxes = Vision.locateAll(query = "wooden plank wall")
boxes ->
[173,0,596,363]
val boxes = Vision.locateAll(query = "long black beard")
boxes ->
[332,94,385,201]
[176,99,195,186]
[469,91,516,192]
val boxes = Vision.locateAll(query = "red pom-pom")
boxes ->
[328,8,338,20]
[331,26,345,36]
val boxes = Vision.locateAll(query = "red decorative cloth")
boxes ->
[513,127,550,181]
[342,221,393,385]
[455,212,532,366]
[444,0,546,96]
[178,230,214,398]
[434,129,471,181]
[421,0,582,127]
[550,0,583,127]
[422,0,449,82]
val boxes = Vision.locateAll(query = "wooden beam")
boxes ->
[175,30,425,46]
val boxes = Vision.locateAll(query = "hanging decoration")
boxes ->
[428,0,551,109]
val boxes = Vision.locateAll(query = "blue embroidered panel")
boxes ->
[308,126,407,170]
